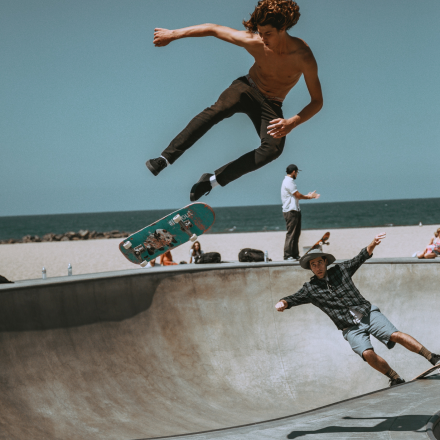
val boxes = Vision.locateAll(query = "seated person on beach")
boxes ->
[160,250,177,266]
[275,232,440,386]
[416,227,440,259]
[144,258,158,268]
[189,241,204,263]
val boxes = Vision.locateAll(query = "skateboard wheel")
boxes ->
[173,214,182,224]
[190,234,197,242]
[123,241,132,249]
[319,241,323,245]
[140,260,148,267]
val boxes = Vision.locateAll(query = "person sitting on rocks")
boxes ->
[275,232,440,386]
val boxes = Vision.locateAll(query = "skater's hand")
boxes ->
[275,300,288,312]
[373,232,386,245]
[154,28,175,47]
[307,191,320,200]
[367,232,386,255]
[267,116,299,138]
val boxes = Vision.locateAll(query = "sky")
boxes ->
[1,0,439,216]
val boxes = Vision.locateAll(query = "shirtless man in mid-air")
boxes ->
[146,0,323,202]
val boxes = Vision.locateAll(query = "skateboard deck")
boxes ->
[119,203,215,266]
[411,364,440,381]
[304,231,330,255]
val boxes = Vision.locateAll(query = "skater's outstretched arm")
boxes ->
[366,232,386,256]
[338,233,386,277]
[153,24,259,48]
[275,286,310,312]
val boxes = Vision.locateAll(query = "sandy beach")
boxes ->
[1,224,438,282]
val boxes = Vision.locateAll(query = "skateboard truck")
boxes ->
[123,244,152,267]
[173,214,197,242]
[131,244,147,265]
[123,228,179,266]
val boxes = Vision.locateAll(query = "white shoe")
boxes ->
[412,252,418,258]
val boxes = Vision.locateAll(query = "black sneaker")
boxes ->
[146,157,167,176]
[430,353,440,366]
[389,377,405,387]
[190,173,213,202]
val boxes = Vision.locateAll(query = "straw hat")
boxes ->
[300,248,336,270]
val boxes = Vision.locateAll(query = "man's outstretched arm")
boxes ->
[293,190,320,200]
[154,24,258,48]
[366,232,386,256]
[275,285,310,312]
[339,233,386,277]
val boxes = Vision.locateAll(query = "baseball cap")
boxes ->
[286,164,301,174]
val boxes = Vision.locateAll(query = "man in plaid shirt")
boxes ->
[275,232,440,386]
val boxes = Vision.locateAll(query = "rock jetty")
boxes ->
[0,230,130,244]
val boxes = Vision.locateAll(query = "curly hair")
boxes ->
[243,0,300,32]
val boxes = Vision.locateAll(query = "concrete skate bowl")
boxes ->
[0,259,438,439]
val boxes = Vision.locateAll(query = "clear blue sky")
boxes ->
[1,0,439,216]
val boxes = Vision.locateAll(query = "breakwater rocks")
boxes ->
[0,230,130,244]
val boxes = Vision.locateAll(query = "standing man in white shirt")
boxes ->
[281,164,320,260]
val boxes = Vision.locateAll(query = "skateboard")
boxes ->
[411,364,440,381]
[304,231,330,255]
[119,203,215,267]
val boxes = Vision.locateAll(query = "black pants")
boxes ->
[283,210,301,259]
[161,76,286,186]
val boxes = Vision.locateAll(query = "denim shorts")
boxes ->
[342,305,398,361]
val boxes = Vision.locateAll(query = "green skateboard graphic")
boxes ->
[119,203,215,266]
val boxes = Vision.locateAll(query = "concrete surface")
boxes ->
[0,258,439,439]
[153,376,440,439]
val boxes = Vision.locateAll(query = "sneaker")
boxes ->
[146,157,167,176]
[190,173,213,202]
[411,252,418,258]
[430,353,440,366]
[284,257,295,261]
[389,377,405,387]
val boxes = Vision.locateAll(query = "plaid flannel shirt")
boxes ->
[281,247,372,330]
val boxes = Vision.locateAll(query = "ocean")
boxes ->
[0,198,439,241]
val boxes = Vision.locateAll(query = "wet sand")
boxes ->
[0,224,438,281]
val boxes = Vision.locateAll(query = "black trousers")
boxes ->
[161,76,286,186]
[283,210,301,259]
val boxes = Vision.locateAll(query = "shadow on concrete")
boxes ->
[0,273,162,331]
[287,415,431,438]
